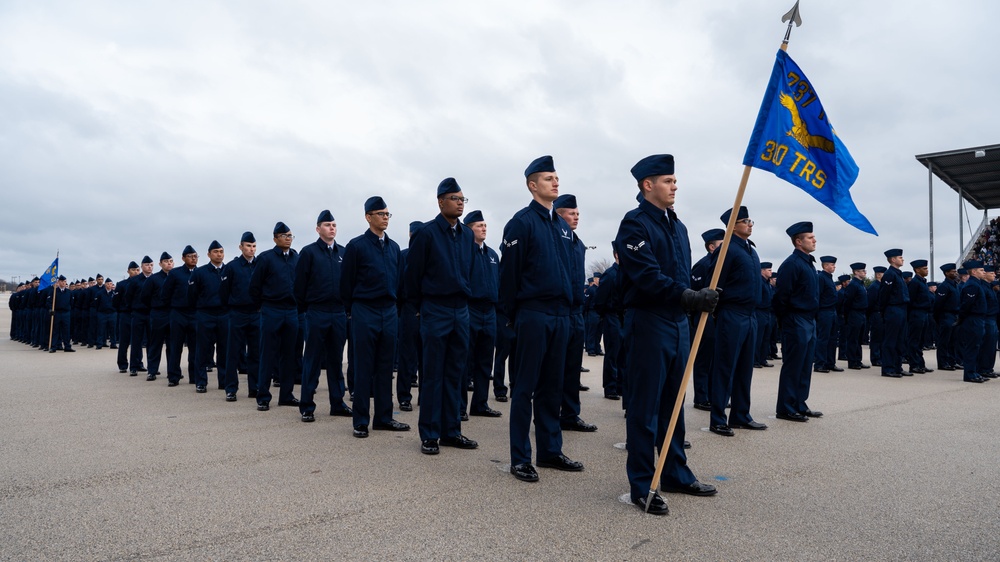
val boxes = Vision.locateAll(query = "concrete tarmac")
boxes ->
[2,307,998,561]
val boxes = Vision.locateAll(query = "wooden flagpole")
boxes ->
[643,1,802,512]
[46,251,59,350]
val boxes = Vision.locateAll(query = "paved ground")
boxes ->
[1,307,998,561]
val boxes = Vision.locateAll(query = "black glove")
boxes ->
[682,288,719,313]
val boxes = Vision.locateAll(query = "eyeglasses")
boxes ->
[444,196,469,203]
[369,212,392,218]
[738,219,754,226]
[277,234,295,240]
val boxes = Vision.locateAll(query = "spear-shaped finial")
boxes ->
[781,0,802,49]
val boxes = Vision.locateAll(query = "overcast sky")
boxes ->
[3,0,999,286]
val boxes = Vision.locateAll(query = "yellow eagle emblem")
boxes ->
[779,92,835,154]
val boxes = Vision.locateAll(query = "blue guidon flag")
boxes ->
[743,49,877,235]
[38,257,59,291]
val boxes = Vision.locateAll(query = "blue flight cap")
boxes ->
[884,248,903,258]
[785,222,812,237]
[593,271,602,279]
[408,221,424,234]
[437,178,460,197]
[630,154,674,182]
[760,262,773,269]
[524,155,555,178]
[958,268,968,275]
[128,261,139,269]
[95,273,103,278]
[820,256,837,264]
[553,194,577,210]
[902,271,913,279]
[873,266,886,273]
[273,221,291,235]
[701,228,725,243]
[159,252,172,261]
[720,206,749,225]
[317,210,335,224]
[927,281,938,287]
[364,196,387,213]
[587,277,593,283]
[241,231,256,244]
[58,275,66,281]
[208,240,222,251]
[182,245,197,256]
[939,262,956,272]
[985,264,996,273]
[463,210,484,225]
[850,262,866,271]
[141,256,153,264]
[838,274,851,282]
[910,259,928,268]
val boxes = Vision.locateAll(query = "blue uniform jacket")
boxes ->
[250,247,299,309]
[48,287,72,312]
[594,263,621,317]
[220,255,258,311]
[126,274,151,313]
[141,271,170,310]
[959,277,987,320]
[774,249,818,316]
[709,236,761,309]
[818,271,837,309]
[614,199,691,316]
[161,266,196,311]
[907,276,933,311]
[293,238,346,312]
[842,278,868,311]
[341,230,400,312]
[499,200,574,318]
[877,266,909,312]
[95,288,116,313]
[933,278,960,317]
[189,263,226,310]
[468,241,500,307]
[405,214,472,308]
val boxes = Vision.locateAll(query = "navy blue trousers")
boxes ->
[147,309,170,375]
[881,306,906,374]
[300,308,348,415]
[509,308,568,466]
[464,306,496,414]
[419,301,469,441]
[957,317,985,381]
[754,309,772,365]
[350,302,396,428]
[624,309,696,500]
[936,313,957,369]
[493,313,514,397]
[53,311,71,350]
[710,308,757,427]
[129,313,151,371]
[560,313,585,423]
[868,312,884,364]
[195,310,227,387]
[396,303,421,403]
[96,312,117,348]
[845,310,866,364]
[907,310,928,369]
[168,310,197,384]
[117,313,133,370]
[602,315,623,396]
[226,310,260,394]
[257,306,298,405]
[776,313,816,416]
[691,314,715,405]
[976,319,997,374]
[585,310,602,354]
[814,308,836,369]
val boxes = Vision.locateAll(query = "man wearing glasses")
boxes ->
[249,222,300,411]
[707,207,767,437]
[341,197,409,438]
[406,179,478,455]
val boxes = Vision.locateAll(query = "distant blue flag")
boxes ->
[743,49,877,235]
[38,257,59,292]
